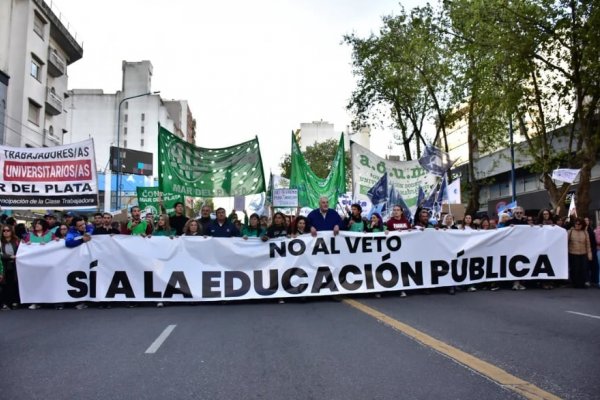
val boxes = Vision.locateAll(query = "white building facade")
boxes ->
[0,0,83,147]
[65,60,196,177]
[296,120,370,151]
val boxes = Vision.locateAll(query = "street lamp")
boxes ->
[115,91,159,210]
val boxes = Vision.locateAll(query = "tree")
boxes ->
[445,0,600,216]
[279,139,351,188]
[344,5,457,161]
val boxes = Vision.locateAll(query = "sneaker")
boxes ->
[54,304,64,310]
[467,286,477,292]
[28,304,40,310]
[75,303,88,310]
[517,284,526,290]
[490,285,500,291]
[400,291,407,298]
[156,302,164,308]
[374,293,382,298]
[448,287,456,295]
[1,304,10,311]
[585,281,591,288]
[512,283,519,291]
[278,299,285,304]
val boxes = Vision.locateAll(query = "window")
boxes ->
[141,126,144,134]
[33,12,46,39]
[124,114,128,123]
[48,126,54,136]
[124,127,127,136]
[30,56,42,81]
[141,113,145,121]
[141,139,144,147]
[125,102,128,109]
[123,140,127,148]
[28,100,41,125]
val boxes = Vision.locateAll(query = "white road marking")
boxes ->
[566,311,600,320]
[145,324,177,354]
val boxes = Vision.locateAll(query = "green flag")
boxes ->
[289,133,346,209]
[136,187,183,216]
[158,125,266,197]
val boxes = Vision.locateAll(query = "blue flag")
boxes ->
[422,185,437,209]
[367,173,388,205]
[389,184,412,221]
[436,175,448,203]
[417,186,426,207]
[418,145,453,176]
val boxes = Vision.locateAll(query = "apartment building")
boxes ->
[0,0,83,147]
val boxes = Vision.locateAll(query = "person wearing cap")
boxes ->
[45,214,59,234]
[63,212,75,228]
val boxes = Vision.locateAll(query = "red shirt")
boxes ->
[386,217,411,231]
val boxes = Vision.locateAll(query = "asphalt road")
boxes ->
[1,287,599,400]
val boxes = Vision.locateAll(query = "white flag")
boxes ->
[447,178,461,204]
[568,194,577,218]
[552,168,580,183]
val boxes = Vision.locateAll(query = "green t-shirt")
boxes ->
[127,220,148,235]
[348,220,365,232]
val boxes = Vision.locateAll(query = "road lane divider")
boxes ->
[145,324,177,354]
[566,311,600,320]
[344,299,561,400]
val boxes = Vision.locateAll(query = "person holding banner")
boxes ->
[262,212,289,241]
[151,214,176,237]
[123,206,152,236]
[366,213,386,233]
[182,220,202,236]
[537,209,555,225]
[205,208,240,237]
[290,216,309,237]
[197,205,213,227]
[413,209,434,229]
[307,196,344,236]
[241,213,265,239]
[23,219,57,244]
[386,205,411,231]
[169,202,189,236]
[344,204,369,233]
[93,213,120,235]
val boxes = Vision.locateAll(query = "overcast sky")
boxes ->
[52,0,421,174]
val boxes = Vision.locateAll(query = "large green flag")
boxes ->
[158,126,266,197]
[289,133,346,209]
[136,187,183,216]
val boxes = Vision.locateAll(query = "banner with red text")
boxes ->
[16,226,567,303]
[0,139,98,209]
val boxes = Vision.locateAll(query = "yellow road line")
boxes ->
[344,298,561,400]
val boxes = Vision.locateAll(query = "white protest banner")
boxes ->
[551,168,580,183]
[0,139,98,209]
[273,189,298,207]
[17,226,567,303]
[351,142,437,214]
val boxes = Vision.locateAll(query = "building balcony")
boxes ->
[43,129,61,145]
[45,88,63,115]
[47,47,66,77]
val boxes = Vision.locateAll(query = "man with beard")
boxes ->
[123,206,152,236]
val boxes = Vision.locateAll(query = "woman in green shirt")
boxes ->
[152,214,175,237]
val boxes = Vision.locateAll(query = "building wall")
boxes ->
[0,0,82,148]
[67,61,192,179]
[297,120,370,151]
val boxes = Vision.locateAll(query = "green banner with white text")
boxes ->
[158,126,266,197]
[136,187,183,216]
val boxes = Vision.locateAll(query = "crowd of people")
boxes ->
[0,198,598,310]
